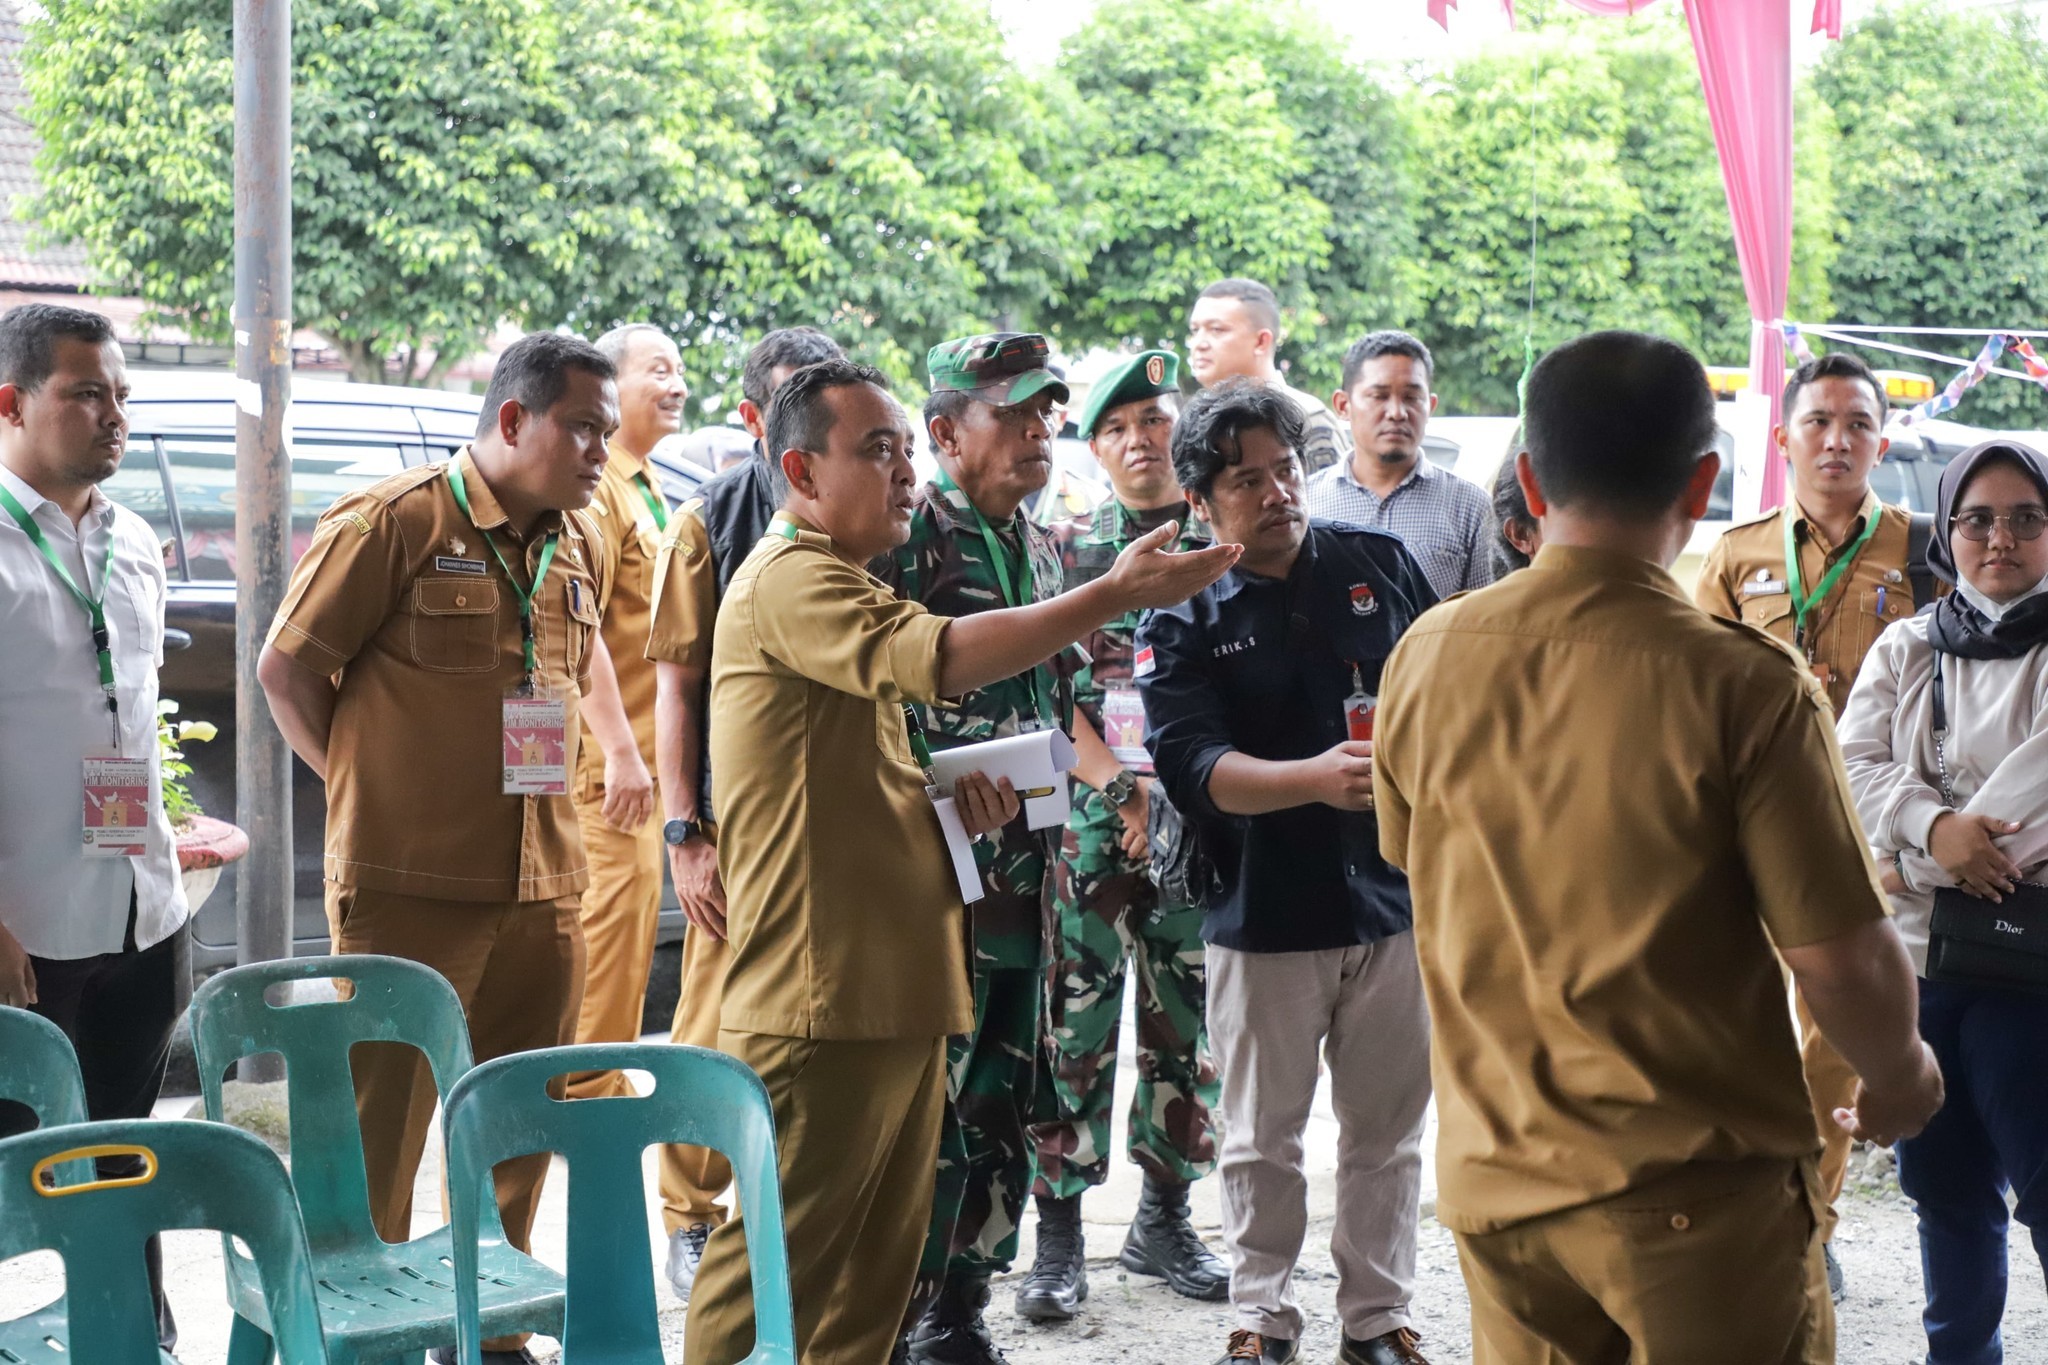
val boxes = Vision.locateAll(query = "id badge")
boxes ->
[502,691,569,796]
[1343,690,1377,742]
[83,755,150,856]
[1101,683,1153,773]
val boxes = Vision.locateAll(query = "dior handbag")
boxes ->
[1922,650,2048,995]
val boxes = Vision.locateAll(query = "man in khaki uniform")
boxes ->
[1693,351,1938,1298]
[681,358,1238,1365]
[259,333,620,1365]
[560,323,685,1099]
[644,326,845,1301]
[1374,331,1943,1364]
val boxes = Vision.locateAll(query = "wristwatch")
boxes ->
[663,818,703,847]
[1103,770,1142,810]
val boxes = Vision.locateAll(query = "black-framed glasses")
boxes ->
[1952,508,2048,542]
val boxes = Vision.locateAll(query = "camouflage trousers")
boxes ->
[1030,796,1218,1199]
[918,951,1045,1281]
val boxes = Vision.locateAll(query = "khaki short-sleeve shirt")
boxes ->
[1374,544,1889,1234]
[646,499,717,673]
[267,449,612,902]
[1694,496,1920,714]
[708,517,972,1040]
[574,444,668,797]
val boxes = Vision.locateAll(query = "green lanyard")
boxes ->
[1782,504,1880,652]
[933,466,1057,727]
[446,462,558,683]
[0,483,120,739]
[633,471,669,531]
[770,515,799,542]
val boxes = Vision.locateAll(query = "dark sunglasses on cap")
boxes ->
[1951,508,2048,542]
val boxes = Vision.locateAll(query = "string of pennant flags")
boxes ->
[1779,321,2048,427]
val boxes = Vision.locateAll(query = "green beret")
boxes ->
[927,332,1070,406]
[1077,350,1180,438]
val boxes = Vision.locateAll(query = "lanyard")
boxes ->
[633,470,669,531]
[0,484,120,741]
[446,462,558,684]
[1783,505,1880,652]
[770,515,799,542]
[933,466,1057,727]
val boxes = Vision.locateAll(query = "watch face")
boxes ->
[664,819,692,846]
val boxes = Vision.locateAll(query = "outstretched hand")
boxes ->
[1106,521,1242,612]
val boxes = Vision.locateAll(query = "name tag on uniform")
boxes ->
[1742,571,1788,596]
[1102,684,1152,772]
[502,693,569,796]
[83,755,150,856]
[435,556,488,575]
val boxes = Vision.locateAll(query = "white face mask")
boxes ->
[1957,571,2048,621]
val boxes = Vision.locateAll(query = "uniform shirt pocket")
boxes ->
[877,701,916,766]
[1738,589,1793,634]
[409,578,501,673]
[563,571,602,680]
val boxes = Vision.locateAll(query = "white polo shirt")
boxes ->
[0,462,187,958]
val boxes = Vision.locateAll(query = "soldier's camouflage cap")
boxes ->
[927,332,1071,407]
[1076,349,1180,438]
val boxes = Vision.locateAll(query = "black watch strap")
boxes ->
[663,817,702,847]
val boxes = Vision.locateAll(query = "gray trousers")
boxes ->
[1207,934,1433,1343]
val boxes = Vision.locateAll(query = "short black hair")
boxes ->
[1196,278,1281,341]
[1340,329,1435,391]
[1170,378,1305,497]
[0,303,118,393]
[764,357,892,461]
[1782,351,1887,422]
[1491,452,1536,575]
[922,386,975,435]
[477,332,617,439]
[1523,331,1717,516]
[742,327,846,412]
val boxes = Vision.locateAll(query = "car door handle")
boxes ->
[163,628,193,653]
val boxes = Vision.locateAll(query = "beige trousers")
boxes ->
[563,804,665,1099]
[658,924,735,1231]
[1206,935,1433,1343]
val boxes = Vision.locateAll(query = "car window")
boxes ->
[1869,458,1919,511]
[157,436,409,580]
[108,440,180,574]
[1706,429,1737,521]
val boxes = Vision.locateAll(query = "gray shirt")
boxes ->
[1308,454,1497,600]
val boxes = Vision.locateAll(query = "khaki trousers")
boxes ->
[658,925,734,1232]
[325,884,584,1352]
[1455,1158,1834,1365]
[564,805,665,1099]
[684,1029,947,1365]
[1796,989,1857,1239]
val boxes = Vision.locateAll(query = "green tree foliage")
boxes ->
[1814,1,2048,426]
[665,0,1091,408]
[1050,0,1413,396]
[24,0,766,384]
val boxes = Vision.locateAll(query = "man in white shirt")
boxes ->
[0,303,187,1350]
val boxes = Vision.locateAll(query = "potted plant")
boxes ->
[159,700,248,912]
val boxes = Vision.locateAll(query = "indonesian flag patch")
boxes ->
[1133,645,1156,678]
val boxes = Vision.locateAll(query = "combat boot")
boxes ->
[1014,1193,1088,1323]
[1119,1173,1229,1301]
[906,1273,1009,1365]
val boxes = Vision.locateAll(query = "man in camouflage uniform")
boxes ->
[1014,351,1228,1329]
[874,333,1072,1365]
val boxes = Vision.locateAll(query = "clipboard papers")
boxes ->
[926,729,1079,904]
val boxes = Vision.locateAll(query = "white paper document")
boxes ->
[926,729,1080,906]
[927,728,1079,831]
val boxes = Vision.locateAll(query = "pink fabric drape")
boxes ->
[1682,0,1793,509]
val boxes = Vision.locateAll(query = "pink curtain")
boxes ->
[1682,0,1792,509]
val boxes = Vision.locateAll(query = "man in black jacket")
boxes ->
[1138,380,1437,1365]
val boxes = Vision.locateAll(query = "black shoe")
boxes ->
[1119,1174,1229,1302]
[429,1347,541,1365]
[666,1221,713,1304]
[1824,1242,1846,1304]
[890,1332,913,1365]
[906,1274,1009,1365]
[1214,1329,1297,1364]
[1338,1327,1432,1364]
[1014,1194,1089,1324]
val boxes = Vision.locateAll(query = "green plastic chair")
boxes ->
[188,955,565,1365]
[443,1043,796,1365]
[0,1005,105,1364]
[0,1118,328,1365]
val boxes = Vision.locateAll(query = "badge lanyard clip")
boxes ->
[0,485,121,751]
[903,704,941,799]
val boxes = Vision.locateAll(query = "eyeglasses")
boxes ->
[1951,509,2048,542]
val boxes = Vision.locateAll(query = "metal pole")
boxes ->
[232,0,293,1077]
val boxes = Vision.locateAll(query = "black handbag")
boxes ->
[1922,650,2048,996]
[1146,786,1224,911]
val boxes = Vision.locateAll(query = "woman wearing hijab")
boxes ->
[1838,439,2048,1364]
